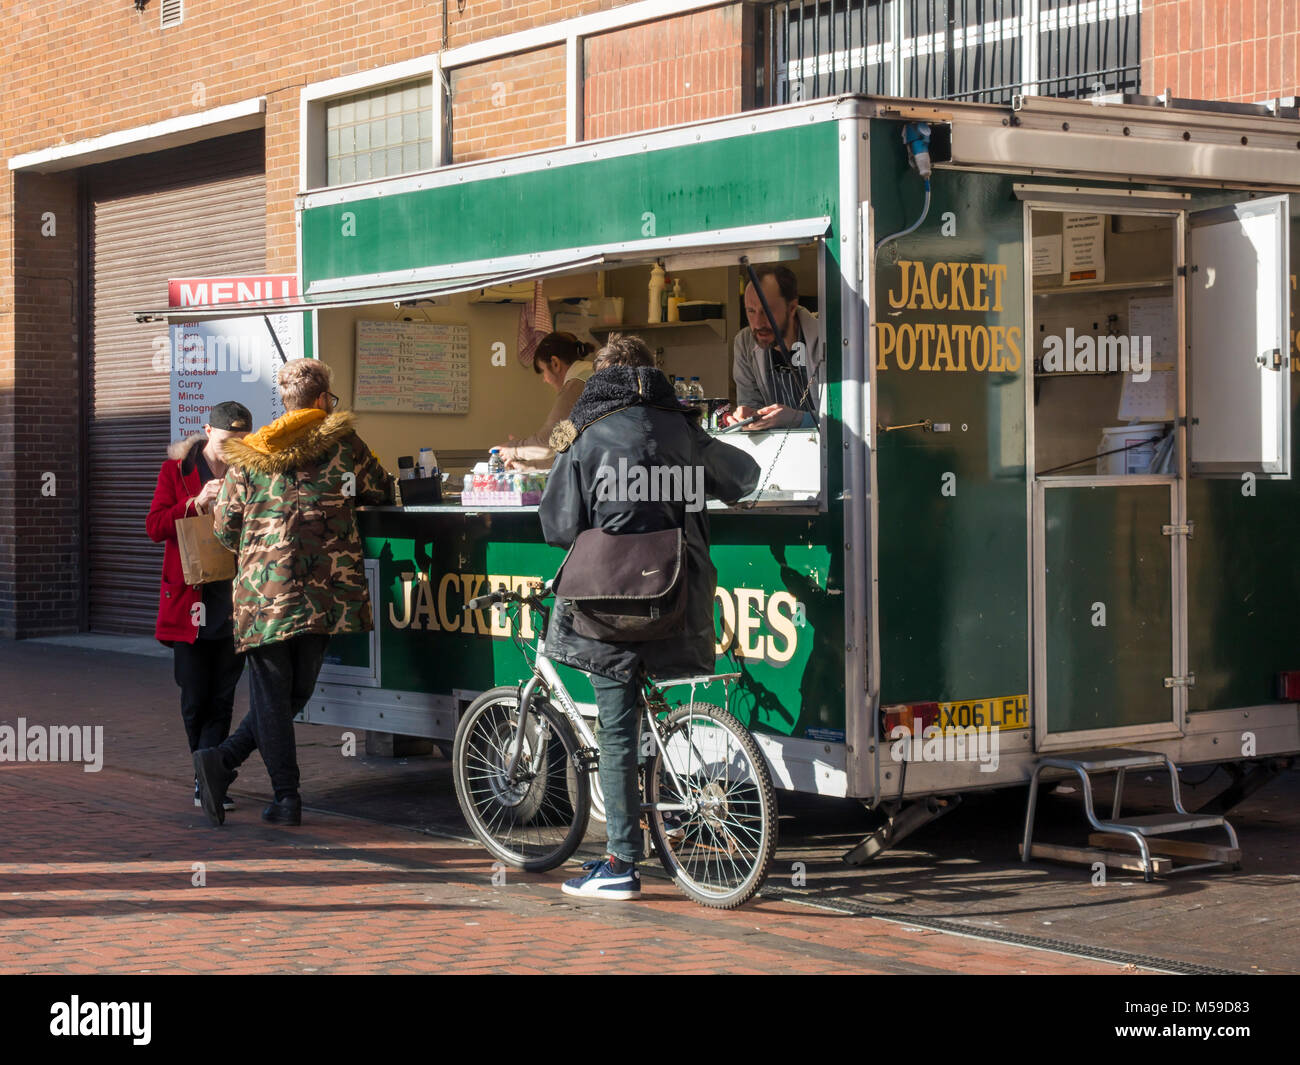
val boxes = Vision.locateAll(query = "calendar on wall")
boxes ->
[354,320,470,413]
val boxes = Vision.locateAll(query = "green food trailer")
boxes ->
[151,91,1300,871]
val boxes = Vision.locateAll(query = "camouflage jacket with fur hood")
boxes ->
[213,409,391,653]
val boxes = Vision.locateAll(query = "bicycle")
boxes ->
[450,581,778,909]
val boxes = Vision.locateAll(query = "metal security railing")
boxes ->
[757,0,1141,108]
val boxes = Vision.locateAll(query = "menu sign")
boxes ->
[354,320,470,414]
[168,275,302,442]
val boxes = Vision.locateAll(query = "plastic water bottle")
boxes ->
[674,376,687,404]
[488,448,505,474]
[688,377,707,417]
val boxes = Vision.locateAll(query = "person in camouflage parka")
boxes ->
[212,407,390,651]
[194,359,392,829]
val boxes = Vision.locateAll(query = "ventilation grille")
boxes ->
[160,0,183,29]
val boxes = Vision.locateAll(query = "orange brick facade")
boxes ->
[1143,0,1300,103]
[451,46,570,163]
[583,6,751,140]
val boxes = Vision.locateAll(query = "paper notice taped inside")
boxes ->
[1063,214,1105,285]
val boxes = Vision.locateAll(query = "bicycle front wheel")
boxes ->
[645,702,777,909]
[452,686,591,872]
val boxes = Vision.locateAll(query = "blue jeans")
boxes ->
[590,672,644,864]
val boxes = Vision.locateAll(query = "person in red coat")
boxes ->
[146,401,252,809]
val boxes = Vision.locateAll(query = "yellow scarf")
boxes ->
[238,407,327,455]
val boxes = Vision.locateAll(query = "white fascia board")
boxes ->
[300,97,868,211]
[8,97,266,173]
[300,55,440,104]
[439,0,730,68]
[306,217,829,294]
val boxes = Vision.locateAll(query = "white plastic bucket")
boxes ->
[1097,423,1164,475]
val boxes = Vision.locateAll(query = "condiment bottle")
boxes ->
[647,264,665,324]
[667,277,682,323]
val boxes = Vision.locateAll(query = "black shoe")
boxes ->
[194,777,236,811]
[262,796,302,826]
[193,748,234,827]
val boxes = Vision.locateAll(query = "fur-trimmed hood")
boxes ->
[549,366,692,454]
[219,410,359,475]
[168,433,207,473]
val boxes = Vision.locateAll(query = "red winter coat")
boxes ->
[146,434,207,644]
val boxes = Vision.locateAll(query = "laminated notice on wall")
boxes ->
[354,320,470,414]
[1031,234,1062,277]
[1062,214,1105,285]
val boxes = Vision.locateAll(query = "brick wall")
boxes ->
[1143,0,1300,102]
[451,46,570,163]
[7,171,82,637]
[584,5,749,140]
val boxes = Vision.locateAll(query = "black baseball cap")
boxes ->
[209,401,253,431]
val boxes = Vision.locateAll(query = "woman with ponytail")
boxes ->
[494,331,595,469]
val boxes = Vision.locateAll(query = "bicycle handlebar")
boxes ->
[464,579,554,614]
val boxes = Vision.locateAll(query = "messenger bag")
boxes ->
[552,527,686,642]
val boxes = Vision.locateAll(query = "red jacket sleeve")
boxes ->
[146,461,197,543]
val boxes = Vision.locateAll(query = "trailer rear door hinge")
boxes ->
[1162,521,1194,538]
[1164,673,1197,689]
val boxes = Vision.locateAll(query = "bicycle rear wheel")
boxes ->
[452,686,591,872]
[644,702,777,909]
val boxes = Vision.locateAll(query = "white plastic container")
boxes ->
[1097,424,1164,475]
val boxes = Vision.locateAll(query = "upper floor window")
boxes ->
[756,0,1141,108]
[326,79,434,186]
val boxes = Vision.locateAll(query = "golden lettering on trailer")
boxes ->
[876,259,1023,373]
[387,571,803,666]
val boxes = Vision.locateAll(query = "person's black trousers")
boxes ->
[172,637,245,753]
[218,633,329,801]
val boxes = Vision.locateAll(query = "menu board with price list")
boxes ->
[354,320,470,413]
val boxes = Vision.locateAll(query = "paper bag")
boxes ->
[175,512,237,585]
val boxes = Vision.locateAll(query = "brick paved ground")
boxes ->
[0,640,1134,975]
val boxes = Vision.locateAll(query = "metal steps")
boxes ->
[1020,748,1240,882]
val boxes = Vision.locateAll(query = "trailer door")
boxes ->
[1188,195,1292,478]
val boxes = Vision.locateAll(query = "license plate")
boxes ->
[935,694,1028,732]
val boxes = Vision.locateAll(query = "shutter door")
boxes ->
[87,130,266,634]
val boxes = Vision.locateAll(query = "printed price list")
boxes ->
[355,319,470,413]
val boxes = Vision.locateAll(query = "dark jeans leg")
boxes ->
[590,671,644,864]
[231,634,329,801]
[173,642,206,753]
[197,638,245,750]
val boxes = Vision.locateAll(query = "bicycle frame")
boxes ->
[505,649,713,817]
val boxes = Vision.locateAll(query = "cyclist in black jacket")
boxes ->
[539,334,759,900]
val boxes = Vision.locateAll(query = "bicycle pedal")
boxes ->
[572,747,600,772]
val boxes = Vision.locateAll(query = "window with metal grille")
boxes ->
[160,0,183,29]
[757,0,1140,108]
[325,79,435,187]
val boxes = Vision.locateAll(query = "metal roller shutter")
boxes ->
[87,130,266,634]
